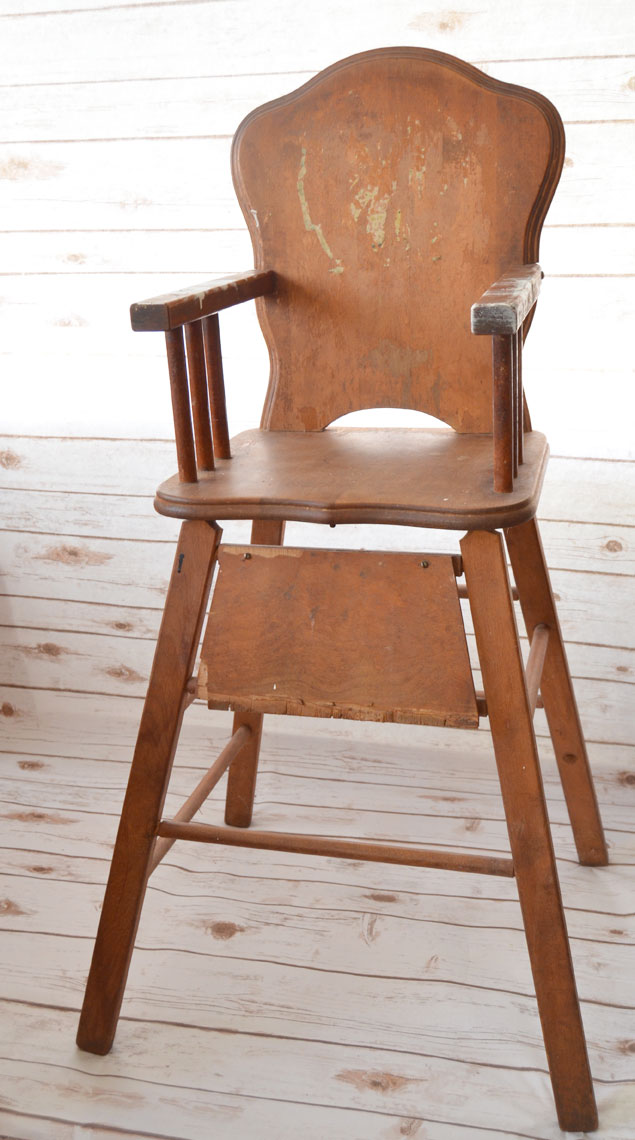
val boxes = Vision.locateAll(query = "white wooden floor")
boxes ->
[1,697,634,1140]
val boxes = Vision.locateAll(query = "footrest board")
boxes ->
[199,545,479,728]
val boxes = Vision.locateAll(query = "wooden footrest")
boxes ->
[198,544,479,728]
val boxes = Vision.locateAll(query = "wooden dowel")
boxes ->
[476,689,543,718]
[165,328,198,483]
[149,725,252,873]
[516,329,524,465]
[202,314,231,460]
[511,331,519,478]
[492,334,514,493]
[155,819,515,878]
[458,583,519,600]
[184,321,215,471]
[525,623,550,715]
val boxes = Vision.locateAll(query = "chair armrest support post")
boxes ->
[492,335,515,493]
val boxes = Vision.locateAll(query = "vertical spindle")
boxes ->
[202,314,231,460]
[517,328,524,465]
[184,320,215,471]
[511,331,519,479]
[492,334,514,493]
[165,328,197,483]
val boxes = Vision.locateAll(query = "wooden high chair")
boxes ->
[76,48,608,1132]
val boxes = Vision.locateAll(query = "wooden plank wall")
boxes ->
[0,3,634,1135]
[1,0,633,747]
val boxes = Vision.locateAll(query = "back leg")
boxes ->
[225,518,285,827]
[77,520,221,1054]
[505,518,608,866]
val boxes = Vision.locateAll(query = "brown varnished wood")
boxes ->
[506,518,608,866]
[155,819,514,878]
[76,520,221,1055]
[202,314,231,460]
[461,529,597,1132]
[130,269,276,331]
[224,517,286,828]
[184,320,214,471]
[149,723,252,874]
[524,622,550,715]
[200,546,478,728]
[232,48,564,433]
[492,335,515,492]
[165,328,197,484]
[155,427,549,530]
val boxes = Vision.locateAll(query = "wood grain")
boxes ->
[76,520,220,1055]
[233,48,562,435]
[200,545,478,728]
[154,427,550,530]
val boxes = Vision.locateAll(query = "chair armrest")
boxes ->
[471,264,543,335]
[130,269,277,332]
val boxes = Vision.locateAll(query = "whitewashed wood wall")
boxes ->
[0,6,633,800]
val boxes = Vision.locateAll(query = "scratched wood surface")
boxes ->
[0,0,634,1134]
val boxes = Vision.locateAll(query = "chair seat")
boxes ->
[156,427,549,530]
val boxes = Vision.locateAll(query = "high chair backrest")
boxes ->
[232,47,564,433]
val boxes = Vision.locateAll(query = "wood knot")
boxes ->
[618,771,635,786]
[336,1069,412,1094]
[365,892,398,903]
[1,702,16,717]
[618,1040,635,1055]
[562,753,578,765]
[36,642,64,657]
[17,760,44,771]
[29,865,54,875]
[207,921,244,941]
[105,665,144,684]
[0,898,27,916]
[603,538,623,553]
[0,449,22,469]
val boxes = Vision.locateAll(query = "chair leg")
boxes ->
[505,518,608,866]
[225,519,285,827]
[77,520,221,1055]
[462,529,598,1133]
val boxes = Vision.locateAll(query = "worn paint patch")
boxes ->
[206,920,245,940]
[54,314,89,327]
[366,193,390,250]
[336,1069,414,1094]
[0,448,22,469]
[0,155,63,181]
[408,9,470,32]
[36,543,112,567]
[362,339,429,381]
[297,147,343,275]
